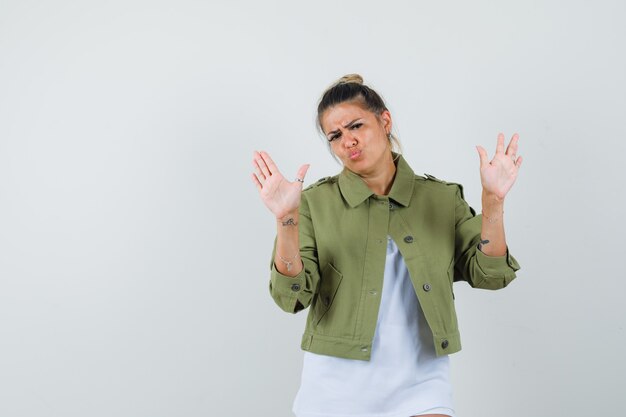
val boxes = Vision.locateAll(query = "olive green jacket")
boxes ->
[268,154,520,360]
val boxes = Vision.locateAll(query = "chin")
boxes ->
[346,161,372,174]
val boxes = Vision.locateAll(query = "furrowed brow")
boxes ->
[327,118,361,137]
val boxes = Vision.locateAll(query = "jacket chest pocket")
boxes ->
[313,263,343,326]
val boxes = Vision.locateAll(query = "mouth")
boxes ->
[349,149,361,160]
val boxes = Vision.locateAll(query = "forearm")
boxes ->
[480,190,507,256]
[274,210,303,277]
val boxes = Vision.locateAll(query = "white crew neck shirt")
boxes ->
[292,236,455,417]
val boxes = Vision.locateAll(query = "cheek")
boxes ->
[329,142,342,156]
[369,135,384,148]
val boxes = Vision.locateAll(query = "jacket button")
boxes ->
[290,283,301,292]
[404,235,414,243]
[423,283,431,292]
[388,202,394,210]
[360,346,368,352]
[441,340,449,349]
[368,290,378,295]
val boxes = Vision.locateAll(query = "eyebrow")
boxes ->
[326,118,362,137]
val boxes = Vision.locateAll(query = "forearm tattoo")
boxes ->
[281,218,297,227]
[478,239,490,250]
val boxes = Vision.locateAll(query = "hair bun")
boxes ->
[336,73,363,86]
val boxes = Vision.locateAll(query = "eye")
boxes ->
[328,133,341,142]
[350,123,363,130]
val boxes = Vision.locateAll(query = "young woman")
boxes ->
[252,74,522,417]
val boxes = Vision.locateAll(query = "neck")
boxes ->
[359,153,397,196]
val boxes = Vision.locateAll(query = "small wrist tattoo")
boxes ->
[281,218,297,227]
[478,239,490,250]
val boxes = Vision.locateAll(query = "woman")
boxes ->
[251,74,522,417]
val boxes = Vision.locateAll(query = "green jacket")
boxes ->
[269,154,520,360]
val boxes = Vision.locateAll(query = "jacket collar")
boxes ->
[338,152,415,208]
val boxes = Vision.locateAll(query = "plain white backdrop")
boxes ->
[1,1,625,416]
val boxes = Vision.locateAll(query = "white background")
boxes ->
[1,1,625,416]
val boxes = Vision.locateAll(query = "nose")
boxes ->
[342,131,357,148]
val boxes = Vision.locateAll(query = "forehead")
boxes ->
[320,101,374,133]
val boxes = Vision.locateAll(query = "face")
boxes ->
[320,101,393,176]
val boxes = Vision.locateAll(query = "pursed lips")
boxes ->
[349,149,361,160]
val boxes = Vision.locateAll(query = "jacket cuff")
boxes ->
[269,262,306,312]
[475,246,520,278]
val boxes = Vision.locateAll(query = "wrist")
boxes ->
[276,210,299,223]
[481,190,504,221]
[481,189,504,203]
[482,190,504,208]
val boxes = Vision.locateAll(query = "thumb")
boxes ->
[475,146,489,169]
[295,164,310,184]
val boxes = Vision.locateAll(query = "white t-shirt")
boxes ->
[292,236,455,417]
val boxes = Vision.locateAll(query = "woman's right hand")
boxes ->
[252,150,310,220]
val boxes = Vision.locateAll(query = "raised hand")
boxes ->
[252,150,310,219]
[476,133,523,201]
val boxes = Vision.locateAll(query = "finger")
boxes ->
[253,159,266,181]
[515,155,523,169]
[495,133,505,155]
[251,173,263,191]
[252,151,265,179]
[505,133,519,157]
[476,145,489,168]
[254,150,272,178]
[260,151,279,176]
[295,164,310,184]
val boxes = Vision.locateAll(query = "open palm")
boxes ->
[252,150,310,219]
[476,133,523,200]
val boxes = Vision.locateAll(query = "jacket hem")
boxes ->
[300,330,461,360]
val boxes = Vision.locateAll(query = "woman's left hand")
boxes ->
[476,133,523,200]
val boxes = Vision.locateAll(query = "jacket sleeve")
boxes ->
[268,193,321,313]
[453,184,521,289]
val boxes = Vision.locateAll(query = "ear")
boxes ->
[380,110,392,134]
